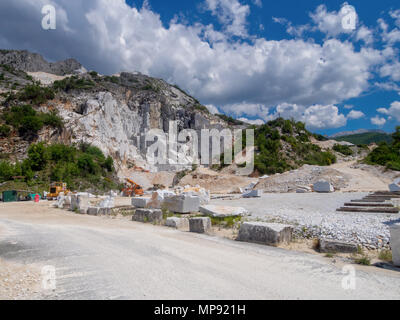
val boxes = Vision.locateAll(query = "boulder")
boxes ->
[237,222,293,246]
[87,207,100,216]
[182,187,210,205]
[313,180,334,193]
[318,239,358,254]
[147,190,175,209]
[132,197,151,208]
[296,186,312,193]
[389,178,400,192]
[200,205,247,218]
[243,190,263,198]
[133,209,163,223]
[163,194,200,214]
[189,217,212,234]
[390,223,400,267]
[165,217,189,230]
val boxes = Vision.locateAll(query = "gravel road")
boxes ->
[213,193,400,249]
[1,202,400,300]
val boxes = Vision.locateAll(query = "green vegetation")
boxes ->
[364,127,400,171]
[335,132,392,145]
[192,104,210,114]
[216,114,245,126]
[333,144,354,156]
[354,255,371,266]
[378,249,392,262]
[209,215,242,228]
[2,104,63,138]
[0,143,118,192]
[253,118,336,175]
[53,76,95,92]
[17,84,55,104]
[0,124,11,137]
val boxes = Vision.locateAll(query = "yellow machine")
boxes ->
[47,182,70,200]
[122,179,144,197]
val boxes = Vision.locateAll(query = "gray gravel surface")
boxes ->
[1,203,400,299]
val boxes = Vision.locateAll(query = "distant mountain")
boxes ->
[330,129,386,138]
[333,131,393,145]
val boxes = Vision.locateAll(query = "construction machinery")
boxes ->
[122,179,144,197]
[47,182,70,200]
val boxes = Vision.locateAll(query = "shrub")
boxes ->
[18,84,55,104]
[0,124,11,137]
[333,144,354,156]
[53,76,95,92]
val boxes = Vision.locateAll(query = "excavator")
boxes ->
[122,179,144,197]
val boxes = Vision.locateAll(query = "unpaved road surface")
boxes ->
[1,202,400,300]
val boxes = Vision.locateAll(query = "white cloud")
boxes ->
[204,0,250,37]
[0,0,393,129]
[238,117,264,125]
[310,3,358,37]
[371,116,387,126]
[343,104,354,109]
[347,110,365,119]
[390,9,400,28]
[356,26,374,45]
[377,101,400,121]
[267,103,347,130]
[205,104,220,114]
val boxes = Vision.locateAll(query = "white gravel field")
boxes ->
[212,193,400,249]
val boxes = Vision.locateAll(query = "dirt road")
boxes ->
[1,202,400,300]
[331,161,392,192]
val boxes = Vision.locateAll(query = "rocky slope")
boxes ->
[0,50,228,177]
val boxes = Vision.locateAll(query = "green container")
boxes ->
[2,190,18,202]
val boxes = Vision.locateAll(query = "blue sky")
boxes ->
[0,0,400,135]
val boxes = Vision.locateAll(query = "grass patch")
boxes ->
[209,216,242,228]
[378,249,393,262]
[354,256,371,266]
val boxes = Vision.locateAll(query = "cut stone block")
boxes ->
[163,195,200,214]
[182,187,210,205]
[390,223,400,267]
[389,179,400,192]
[98,207,112,215]
[133,209,163,223]
[189,217,211,234]
[165,217,189,230]
[87,207,100,216]
[200,205,247,217]
[243,190,263,198]
[237,222,293,246]
[319,239,358,254]
[313,180,334,193]
[296,186,312,193]
[147,190,175,209]
[132,197,151,208]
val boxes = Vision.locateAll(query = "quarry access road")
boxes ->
[0,201,400,300]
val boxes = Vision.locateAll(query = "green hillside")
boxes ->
[334,132,392,145]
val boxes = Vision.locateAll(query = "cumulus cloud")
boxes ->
[377,101,400,121]
[204,0,250,37]
[266,103,347,130]
[371,116,387,126]
[0,0,396,131]
[347,110,365,119]
[310,3,358,37]
[238,117,264,125]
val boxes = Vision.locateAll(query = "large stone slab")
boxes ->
[237,222,293,246]
[133,209,163,223]
[165,217,189,230]
[390,223,400,267]
[319,239,358,254]
[189,217,211,234]
[163,195,200,214]
[313,180,334,193]
[242,190,263,198]
[147,190,175,209]
[132,197,151,208]
[87,207,100,216]
[181,186,210,205]
[200,205,247,218]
